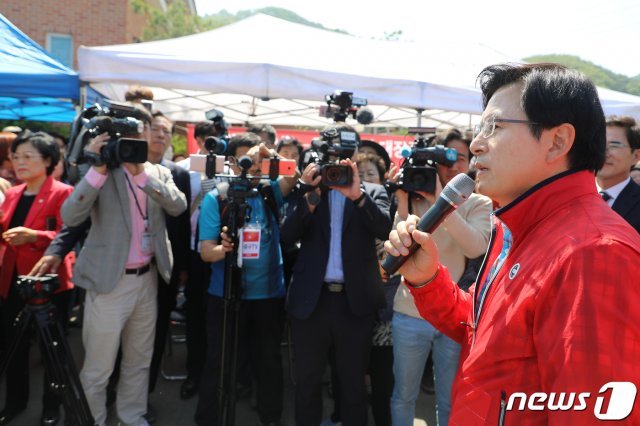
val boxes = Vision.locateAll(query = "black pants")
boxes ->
[184,250,209,380]
[195,295,284,425]
[0,282,70,412]
[149,272,179,393]
[369,345,393,426]
[291,289,375,426]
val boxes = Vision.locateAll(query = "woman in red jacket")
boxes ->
[0,131,74,426]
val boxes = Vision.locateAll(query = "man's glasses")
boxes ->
[606,141,632,151]
[473,116,539,139]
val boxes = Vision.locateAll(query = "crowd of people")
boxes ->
[0,61,639,426]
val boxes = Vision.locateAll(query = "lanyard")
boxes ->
[124,172,149,229]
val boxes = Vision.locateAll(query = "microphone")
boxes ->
[356,107,374,125]
[381,173,476,275]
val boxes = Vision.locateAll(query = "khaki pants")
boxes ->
[80,266,158,426]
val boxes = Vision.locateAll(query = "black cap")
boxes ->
[360,139,391,171]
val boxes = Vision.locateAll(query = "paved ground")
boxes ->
[0,319,436,425]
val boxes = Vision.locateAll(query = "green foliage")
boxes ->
[171,133,187,156]
[131,0,223,41]
[0,120,71,138]
[524,54,640,96]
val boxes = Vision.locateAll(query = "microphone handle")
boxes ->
[381,197,455,275]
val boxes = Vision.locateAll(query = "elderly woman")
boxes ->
[0,131,74,426]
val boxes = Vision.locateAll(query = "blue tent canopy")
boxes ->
[0,13,80,122]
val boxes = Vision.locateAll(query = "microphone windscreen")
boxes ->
[356,107,374,125]
[442,173,476,206]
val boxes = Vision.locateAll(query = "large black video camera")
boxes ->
[66,100,149,183]
[319,90,372,124]
[311,126,360,187]
[387,127,458,194]
[16,274,59,303]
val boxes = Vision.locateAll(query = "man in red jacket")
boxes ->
[385,63,640,425]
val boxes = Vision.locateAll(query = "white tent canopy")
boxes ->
[79,14,640,128]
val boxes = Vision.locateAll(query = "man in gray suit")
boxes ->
[60,108,187,426]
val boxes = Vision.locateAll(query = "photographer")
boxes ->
[60,104,186,426]
[282,124,391,426]
[0,131,74,426]
[389,129,491,426]
[194,132,297,426]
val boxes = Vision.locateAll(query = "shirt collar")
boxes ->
[596,176,630,202]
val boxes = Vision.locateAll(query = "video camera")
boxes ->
[16,274,59,303]
[310,126,360,187]
[387,127,458,194]
[66,100,149,182]
[319,90,373,125]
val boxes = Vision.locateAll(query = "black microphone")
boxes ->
[356,107,374,125]
[381,173,476,275]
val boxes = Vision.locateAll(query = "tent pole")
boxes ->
[79,83,87,113]
[416,108,424,127]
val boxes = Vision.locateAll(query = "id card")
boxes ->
[240,227,261,260]
[141,232,154,255]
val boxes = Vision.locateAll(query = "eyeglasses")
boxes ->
[606,141,632,151]
[10,152,42,162]
[473,116,539,139]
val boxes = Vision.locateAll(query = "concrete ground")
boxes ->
[0,319,436,425]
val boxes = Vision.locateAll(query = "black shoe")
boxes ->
[143,402,157,424]
[40,407,60,426]
[0,407,25,425]
[180,378,199,400]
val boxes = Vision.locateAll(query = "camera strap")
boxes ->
[124,172,149,230]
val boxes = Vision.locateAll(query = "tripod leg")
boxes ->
[32,304,96,426]
[0,308,32,380]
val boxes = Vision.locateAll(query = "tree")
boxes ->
[131,0,225,41]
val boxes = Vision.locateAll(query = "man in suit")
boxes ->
[60,105,187,426]
[281,124,392,426]
[145,112,191,419]
[596,115,640,233]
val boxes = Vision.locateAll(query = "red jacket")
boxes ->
[409,170,640,425]
[0,176,74,298]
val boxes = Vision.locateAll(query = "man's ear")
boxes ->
[546,123,575,164]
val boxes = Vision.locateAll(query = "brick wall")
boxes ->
[1,0,148,69]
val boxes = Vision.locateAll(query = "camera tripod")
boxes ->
[218,170,260,426]
[0,286,95,426]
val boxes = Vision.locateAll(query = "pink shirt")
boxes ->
[85,167,152,268]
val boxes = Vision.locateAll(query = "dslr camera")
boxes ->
[311,126,360,187]
[66,100,149,182]
[16,274,59,303]
[387,127,458,194]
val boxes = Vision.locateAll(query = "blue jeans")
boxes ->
[391,312,461,426]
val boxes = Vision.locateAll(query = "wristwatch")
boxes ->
[353,188,367,206]
[306,191,321,207]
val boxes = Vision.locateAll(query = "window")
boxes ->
[46,33,73,67]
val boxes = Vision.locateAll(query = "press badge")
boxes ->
[141,231,154,255]
[240,226,261,260]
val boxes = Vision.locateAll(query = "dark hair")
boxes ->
[276,135,303,155]
[130,103,153,126]
[605,116,640,150]
[152,111,175,133]
[47,131,67,146]
[356,152,386,182]
[433,128,472,161]
[194,120,223,139]
[247,123,276,144]
[11,130,59,175]
[124,85,154,102]
[477,62,606,172]
[227,132,261,157]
